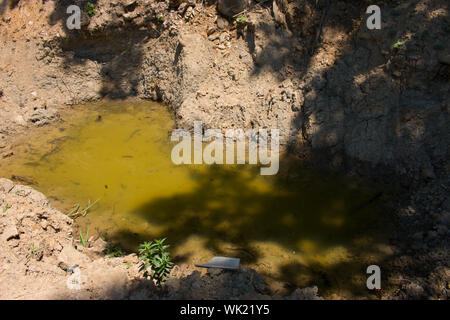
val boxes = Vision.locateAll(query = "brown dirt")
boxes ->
[0,0,448,299]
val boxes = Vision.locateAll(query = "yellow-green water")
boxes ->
[0,100,395,298]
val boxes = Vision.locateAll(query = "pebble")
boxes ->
[1,224,19,242]
[216,16,229,30]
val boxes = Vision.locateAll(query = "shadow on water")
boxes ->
[107,156,394,297]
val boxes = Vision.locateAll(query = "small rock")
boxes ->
[58,245,91,270]
[184,7,195,21]
[40,220,48,230]
[272,0,286,27]
[1,224,19,242]
[178,2,188,15]
[12,114,26,126]
[206,27,216,36]
[286,286,323,300]
[219,32,229,43]
[0,178,14,193]
[208,33,220,41]
[217,0,248,18]
[405,282,424,299]
[2,151,13,159]
[123,11,139,21]
[239,51,247,59]
[90,237,108,254]
[123,0,137,8]
[123,253,139,264]
[216,16,229,30]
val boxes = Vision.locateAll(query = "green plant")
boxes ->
[234,16,246,24]
[2,201,10,213]
[85,2,96,17]
[68,203,80,216]
[68,199,99,219]
[138,238,174,285]
[434,44,444,50]
[79,226,90,248]
[393,40,406,49]
[27,243,42,259]
[157,15,164,23]
[103,243,123,257]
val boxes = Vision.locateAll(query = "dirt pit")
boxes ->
[0,99,397,298]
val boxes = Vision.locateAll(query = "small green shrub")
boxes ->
[79,226,90,248]
[138,238,174,285]
[235,16,246,24]
[68,199,99,219]
[85,2,96,17]
[2,201,10,213]
[393,40,406,49]
[27,243,42,259]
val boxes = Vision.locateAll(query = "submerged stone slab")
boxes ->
[195,257,240,270]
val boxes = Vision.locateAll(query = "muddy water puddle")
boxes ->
[0,100,395,298]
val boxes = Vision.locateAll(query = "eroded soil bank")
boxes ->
[0,0,448,299]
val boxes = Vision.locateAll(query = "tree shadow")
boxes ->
[240,0,448,180]
[285,0,449,176]
[280,0,449,297]
[104,155,394,297]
